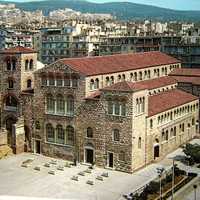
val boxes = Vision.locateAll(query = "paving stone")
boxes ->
[96,176,103,181]
[78,171,85,176]
[71,176,78,181]
[44,163,50,168]
[48,170,55,175]
[57,166,64,171]
[86,180,94,185]
[34,166,41,171]
[101,172,109,177]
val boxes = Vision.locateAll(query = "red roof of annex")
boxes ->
[60,51,180,76]
[101,76,177,92]
[148,89,198,117]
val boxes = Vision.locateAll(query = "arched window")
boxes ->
[56,94,65,115]
[90,79,95,90]
[142,97,145,112]
[27,79,32,88]
[173,127,176,136]
[110,76,114,85]
[165,67,167,75]
[46,123,55,143]
[66,125,74,145]
[170,128,174,137]
[130,73,133,81]
[122,74,126,81]
[72,76,78,88]
[95,78,99,89]
[57,124,65,144]
[29,59,33,70]
[56,76,63,87]
[66,96,74,116]
[139,71,142,80]
[25,59,29,70]
[147,70,151,79]
[118,75,121,82]
[136,98,139,113]
[150,119,153,129]
[119,151,125,161]
[35,121,40,130]
[64,75,71,87]
[49,76,55,86]
[8,79,14,89]
[41,76,47,86]
[134,72,137,81]
[166,130,169,140]
[47,94,55,114]
[12,59,16,70]
[138,137,142,148]
[86,127,93,138]
[5,95,18,109]
[106,77,110,86]
[6,59,11,71]
[113,129,120,141]
[182,123,185,132]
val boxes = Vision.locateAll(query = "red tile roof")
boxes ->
[148,89,198,117]
[131,76,177,90]
[102,76,177,92]
[60,51,180,76]
[169,68,200,77]
[0,46,37,54]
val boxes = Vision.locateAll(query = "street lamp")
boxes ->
[171,159,175,200]
[157,167,165,200]
[193,184,197,200]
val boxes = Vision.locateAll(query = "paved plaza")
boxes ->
[0,139,200,200]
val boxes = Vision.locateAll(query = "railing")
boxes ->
[4,106,17,112]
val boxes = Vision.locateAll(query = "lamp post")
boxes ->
[193,184,197,200]
[157,167,165,200]
[171,159,175,200]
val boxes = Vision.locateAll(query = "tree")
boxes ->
[183,143,200,164]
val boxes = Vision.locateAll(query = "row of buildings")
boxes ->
[0,47,199,173]
[2,26,200,68]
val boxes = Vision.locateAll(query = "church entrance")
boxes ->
[85,148,94,164]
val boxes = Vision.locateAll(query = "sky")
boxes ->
[2,0,200,11]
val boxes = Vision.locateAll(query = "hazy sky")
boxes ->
[2,0,200,11]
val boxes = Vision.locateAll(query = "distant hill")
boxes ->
[1,0,200,21]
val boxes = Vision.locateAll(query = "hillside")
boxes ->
[1,0,200,21]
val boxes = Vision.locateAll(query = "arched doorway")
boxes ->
[5,117,17,147]
[154,138,160,160]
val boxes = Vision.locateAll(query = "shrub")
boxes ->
[146,181,160,194]
[165,174,173,183]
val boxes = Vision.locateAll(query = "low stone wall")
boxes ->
[0,129,7,146]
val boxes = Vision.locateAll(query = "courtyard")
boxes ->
[0,139,200,200]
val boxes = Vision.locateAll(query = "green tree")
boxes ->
[183,143,200,164]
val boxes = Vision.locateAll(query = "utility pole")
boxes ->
[157,167,165,200]
[171,159,175,200]
[193,184,197,200]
